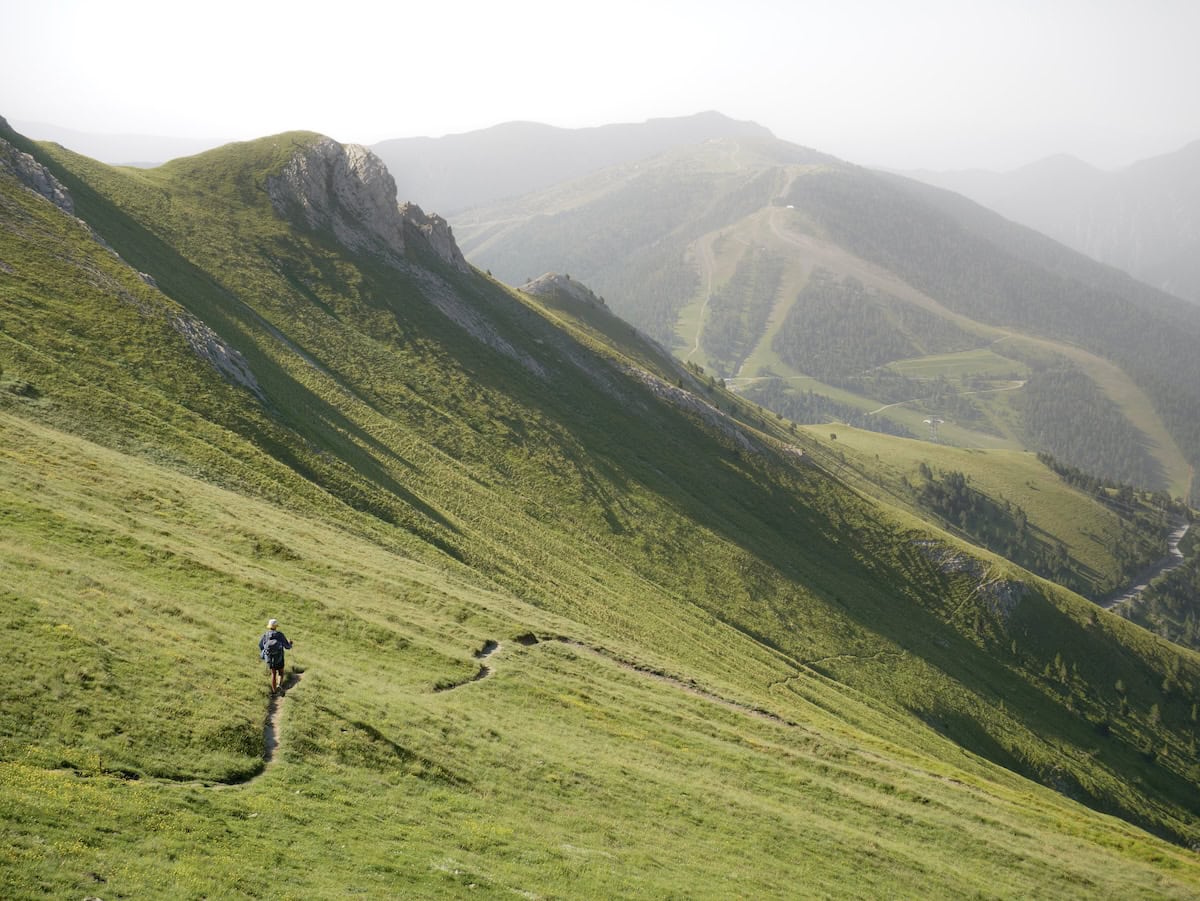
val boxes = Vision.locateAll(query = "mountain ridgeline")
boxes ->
[371,111,774,215]
[4,116,1200,895]
[453,130,1200,501]
[906,140,1200,305]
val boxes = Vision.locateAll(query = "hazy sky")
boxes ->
[2,0,1197,171]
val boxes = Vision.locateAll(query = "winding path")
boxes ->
[434,633,880,729]
[1101,521,1192,610]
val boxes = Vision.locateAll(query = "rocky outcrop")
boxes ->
[912,538,1027,623]
[171,314,264,401]
[266,138,409,263]
[623,365,759,454]
[0,136,74,214]
[521,272,606,306]
[400,202,469,272]
[266,138,472,274]
[406,265,548,378]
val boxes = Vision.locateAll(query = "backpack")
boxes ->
[260,630,283,667]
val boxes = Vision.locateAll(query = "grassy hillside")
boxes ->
[8,414,1200,898]
[791,425,1179,601]
[453,139,1198,501]
[5,123,1200,895]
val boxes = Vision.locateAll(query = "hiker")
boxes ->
[259,618,294,695]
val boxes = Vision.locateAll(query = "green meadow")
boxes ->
[6,414,1200,899]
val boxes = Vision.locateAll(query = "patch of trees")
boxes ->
[784,168,1200,502]
[910,465,1085,593]
[700,250,785,376]
[910,465,1166,598]
[743,379,913,437]
[1014,367,1161,489]
[1125,546,1200,650]
[1038,452,1186,515]
[772,269,969,379]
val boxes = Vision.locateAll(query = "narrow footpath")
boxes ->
[262,672,303,765]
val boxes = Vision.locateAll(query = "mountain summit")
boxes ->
[372,110,773,213]
[264,135,468,272]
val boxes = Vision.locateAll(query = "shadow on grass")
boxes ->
[315,704,470,788]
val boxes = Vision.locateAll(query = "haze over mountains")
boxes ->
[907,140,1200,305]
[370,111,774,214]
[431,114,1200,502]
[8,119,223,169]
[5,107,1200,896]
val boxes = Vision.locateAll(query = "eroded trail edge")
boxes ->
[263,671,304,767]
[437,634,801,728]
[434,640,502,692]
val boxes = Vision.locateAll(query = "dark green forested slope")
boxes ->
[458,138,825,342]
[4,121,1200,895]
[789,168,1200,496]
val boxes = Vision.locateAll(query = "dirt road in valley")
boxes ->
[1101,521,1191,610]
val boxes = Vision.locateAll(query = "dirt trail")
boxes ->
[263,672,304,766]
[1101,521,1191,610]
[98,671,308,790]
[433,640,503,692]
[437,634,806,727]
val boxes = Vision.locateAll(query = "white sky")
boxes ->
[1,0,1197,171]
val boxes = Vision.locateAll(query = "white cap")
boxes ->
[268,618,278,628]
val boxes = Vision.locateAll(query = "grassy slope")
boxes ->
[4,129,1200,893]
[795,425,1153,597]
[6,414,1200,899]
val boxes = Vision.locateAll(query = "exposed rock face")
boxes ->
[400,202,470,272]
[0,136,74,214]
[623,365,758,454]
[266,138,408,262]
[406,265,548,378]
[266,137,472,274]
[911,538,1027,624]
[521,272,605,306]
[171,314,264,401]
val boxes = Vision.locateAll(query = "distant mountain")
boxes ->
[10,119,223,167]
[906,140,1200,303]
[371,111,773,214]
[452,134,1200,499]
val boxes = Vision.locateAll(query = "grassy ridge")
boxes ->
[4,127,1200,892]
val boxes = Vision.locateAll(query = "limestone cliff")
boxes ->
[266,138,408,262]
[266,137,470,273]
[400,202,470,272]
